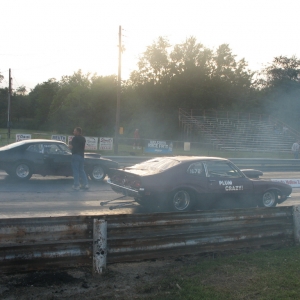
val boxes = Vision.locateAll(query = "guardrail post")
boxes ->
[93,219,107,274]
[293,206,300,244]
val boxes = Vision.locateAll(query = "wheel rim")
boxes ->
[92,166,104,180]
[173,191,190,211]
[262,191,276,207]
[16,164,30,178]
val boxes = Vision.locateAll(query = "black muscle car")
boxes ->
[108,156,292,211]
[0,139,118,181]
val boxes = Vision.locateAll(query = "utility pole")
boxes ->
[7,68,12,140]
[114,25,122,154]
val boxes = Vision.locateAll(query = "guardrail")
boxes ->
[105,156,300,171]
[0,206,297,273]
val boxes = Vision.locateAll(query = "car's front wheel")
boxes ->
[170,190,194,211]
[12,162,33,180]
[89,165,106,182]
[259,190,277,207]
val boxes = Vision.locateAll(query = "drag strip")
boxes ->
[0,171,299,219]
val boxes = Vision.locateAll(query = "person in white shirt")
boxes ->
[291,141,300,159]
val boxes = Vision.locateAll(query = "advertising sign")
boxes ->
[99,137,113,151]
[68,136,98,150]
[16,134,31,142]
[51,135,66,143]
[144,140,173,154]
[184,142,190,151]
[85,137,98,151]
[271,179,300,188]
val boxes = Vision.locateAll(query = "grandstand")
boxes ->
[179,109,300,152]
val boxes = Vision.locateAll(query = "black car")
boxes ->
[108,156,292,211]
[0,139,118,181]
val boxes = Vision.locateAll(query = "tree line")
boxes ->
[1,37,300,139]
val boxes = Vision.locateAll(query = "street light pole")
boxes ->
[114,26,122,154]
[7,68,12,140]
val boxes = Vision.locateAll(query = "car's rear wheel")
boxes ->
[259,190,277,207]
[89,165,106,182]
[12,162,32,180]
[170,190,194,211]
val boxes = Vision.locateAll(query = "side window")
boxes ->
[27,144,44,153]
[187,162,204,176]
[43,144,63,154]
[205,161,242,178]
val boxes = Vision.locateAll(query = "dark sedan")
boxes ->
[0,139,118,181]
[108,156,292,211]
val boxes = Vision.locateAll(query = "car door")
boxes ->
[25,143,46,173]
[43,143,72,175]
[203,160,254,208]
[183,161,210,208]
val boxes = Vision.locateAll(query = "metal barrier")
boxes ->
[0,206,295,273]
[105,156,300,171]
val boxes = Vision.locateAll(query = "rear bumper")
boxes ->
[107,179,141,197]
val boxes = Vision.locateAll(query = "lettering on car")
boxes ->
[219,180,243,191]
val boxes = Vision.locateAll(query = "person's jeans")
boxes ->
[71,154,88,187]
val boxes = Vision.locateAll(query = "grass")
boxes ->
[142,246,300,299]
[0,128,293,159]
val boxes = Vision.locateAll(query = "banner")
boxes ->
[16,134,31,142]
[68,136,98,150]
[51,135,66,143]
[271,179,300,188]
[99,137,113,150]
[144,140,173,154]
[85,137,98,151]
[184,142,190,151]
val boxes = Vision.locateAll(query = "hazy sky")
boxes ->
[1,0,300,90]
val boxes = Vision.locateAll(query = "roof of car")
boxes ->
[165,156,229,162]
[13,139,66,145]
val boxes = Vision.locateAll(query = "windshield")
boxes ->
[205,161,244,178]
[129,158,180,171]
[58,143,71,154]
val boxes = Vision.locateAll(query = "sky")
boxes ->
[1,0,300,91]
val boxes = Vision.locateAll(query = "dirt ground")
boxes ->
[0,256,187,300]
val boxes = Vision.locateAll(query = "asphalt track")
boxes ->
[0,171,300,219]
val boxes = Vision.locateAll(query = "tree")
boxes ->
[125,38,255,139]
[16,85,27,96]
[257,56,300,129]
[47,71,117,135]
[261,55,300,87]
[130,37,172,85]
[28,78,59,128]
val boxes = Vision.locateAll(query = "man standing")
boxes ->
[69,127,89,190]
[291,140,300,159]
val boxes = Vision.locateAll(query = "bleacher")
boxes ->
[179,109,299,152]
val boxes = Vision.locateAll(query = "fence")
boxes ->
[0,206,297,273]
[0,132,297,156]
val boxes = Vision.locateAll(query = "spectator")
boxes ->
[133,129,140,149]
[69,127,89,190]
[291,140,300,159]
[273,123,280,134]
